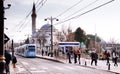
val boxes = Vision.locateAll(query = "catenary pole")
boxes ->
[0,0,5,73]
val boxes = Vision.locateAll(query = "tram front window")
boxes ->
[28,46,35,51]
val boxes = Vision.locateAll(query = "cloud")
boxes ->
[13,0,33,6]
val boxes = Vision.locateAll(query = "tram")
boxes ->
[16,44,36,57]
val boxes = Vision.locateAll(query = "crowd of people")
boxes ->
[40,46,119,67]
[100,50,119,66]
[65,47,82,64]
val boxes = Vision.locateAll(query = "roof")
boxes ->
[40,24,56,30]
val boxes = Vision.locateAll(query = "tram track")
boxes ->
[19,61,33,74]
[16,55,48,74]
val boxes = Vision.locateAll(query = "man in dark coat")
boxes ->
[67,49,72,63]
[91,51,98,66]
[105,51,110,65]
[5,50,11,73]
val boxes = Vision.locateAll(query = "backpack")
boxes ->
[77,50,81,54]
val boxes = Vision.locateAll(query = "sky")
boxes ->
[4,0,120,43]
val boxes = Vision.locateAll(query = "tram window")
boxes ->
[28,46,35,51]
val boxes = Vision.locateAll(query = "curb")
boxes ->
[37,56,64,63]
[37,56,120,74]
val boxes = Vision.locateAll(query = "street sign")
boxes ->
[4,34,10,44]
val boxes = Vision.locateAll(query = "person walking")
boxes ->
[67,49,72,63]
[77,48,81,64]
[73,49,77,64]
[113,51,118,66]
[12,56,17,68]
[91,51,98,66]
[45,50,48,56]
[5,50,12,74]
[105,50,110,65]
[67,47,73,63]
[41,49,44,56]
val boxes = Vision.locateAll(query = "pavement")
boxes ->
[10,54,120,74]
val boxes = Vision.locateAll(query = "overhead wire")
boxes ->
[36,0,44,8]
[62,0,99,21]
[11,0,46,32]
[10,0,41,31]
[16,0,41,31]
[18,0,44,31]
[36,0,47,13]
[54,0,115,25]
[18,0,47,32]
[56,0,84,18]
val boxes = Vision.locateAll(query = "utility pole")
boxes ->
[45,16,58,57]
[0,0,11,73]
[0,0,5,73]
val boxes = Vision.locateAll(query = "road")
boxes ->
[17,56,115,74]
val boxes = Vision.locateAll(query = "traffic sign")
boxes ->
[4,34,10,44]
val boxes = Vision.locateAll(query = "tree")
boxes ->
[86,34,102,52]
[74,27,86,44]
[87,34,101,42]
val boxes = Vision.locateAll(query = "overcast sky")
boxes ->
[4,0,120,43]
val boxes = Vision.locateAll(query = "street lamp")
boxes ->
[45,16,58,57]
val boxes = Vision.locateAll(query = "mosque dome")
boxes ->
[40,24,56,31]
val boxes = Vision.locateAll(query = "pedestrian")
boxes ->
[91,51,98,66]
[113,51,118,66]
[67,49,72,63]
[77,48,81,64]
[54,49,57,58]
[4,50,12,73]
[105,50,110,65]
[12,56,17,68]
[67,47,72,63]
[45,50,48,56]
[73,49,77,64]
[42,49,44,56]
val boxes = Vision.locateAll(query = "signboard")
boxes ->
[4,34,10,44]
[59,42,80,46]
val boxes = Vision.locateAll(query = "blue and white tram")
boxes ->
[16,44,36,57]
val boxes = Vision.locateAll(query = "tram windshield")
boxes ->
[28,46,35,51]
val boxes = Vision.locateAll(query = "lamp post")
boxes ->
[45,16,58,57]
[0,0,11,73]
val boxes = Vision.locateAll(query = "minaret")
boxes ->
[31,3,37,37]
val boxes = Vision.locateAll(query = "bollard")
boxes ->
[108,63,110,70]
[85,61,87,66]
